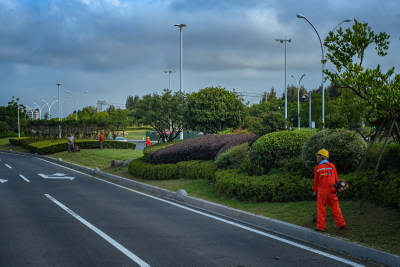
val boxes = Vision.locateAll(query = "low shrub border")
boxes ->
[9,138,136,154]
[213,169,313,202]
[128,157,216,180]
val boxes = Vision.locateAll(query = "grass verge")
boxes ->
[0,138,31,152]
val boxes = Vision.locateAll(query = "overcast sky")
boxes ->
[1,0,399,118]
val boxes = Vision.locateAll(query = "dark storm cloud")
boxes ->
[0,0,399,117]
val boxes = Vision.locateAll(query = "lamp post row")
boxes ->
[275,15,353,129]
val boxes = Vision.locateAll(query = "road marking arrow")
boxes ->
[38,173,75,180]
[0,179,8,183]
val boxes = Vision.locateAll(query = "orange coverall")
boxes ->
[146,138,151,147]
[313,161,346,230]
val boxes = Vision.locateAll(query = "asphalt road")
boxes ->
[0,152,371,266]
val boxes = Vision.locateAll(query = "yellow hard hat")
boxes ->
[316,149,329,159]
[147,137,150,139]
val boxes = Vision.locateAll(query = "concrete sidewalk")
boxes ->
[2,149,399,266]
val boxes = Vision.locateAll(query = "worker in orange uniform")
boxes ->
[99,132,105,149]
[146,136,151,147]
[313,149,346,232]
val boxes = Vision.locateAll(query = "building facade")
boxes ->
[26,108,40,120]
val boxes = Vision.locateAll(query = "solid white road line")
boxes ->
[5,164,12,168]
[37,157,363,266]
[44,194,150,267]
[18,174,31,183]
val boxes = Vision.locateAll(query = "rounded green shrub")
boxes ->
[301,129,367,174]
[250,130,314,172]
[215,143,250,169]
[248,111,286,137]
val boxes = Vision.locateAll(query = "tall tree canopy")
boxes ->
[323,20,399,141]
[185,86,247,134]
[135,89,186,141]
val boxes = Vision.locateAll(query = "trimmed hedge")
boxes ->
[301,129,367,174]
[214,169,313,202]
[0,132,24,138]
[9,137,41,147]
[143,139,184,162]
[250,130,314,173]
[18,139,136,155]
[148,133,258,164]
[128,157,216,180]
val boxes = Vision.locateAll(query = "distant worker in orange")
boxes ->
[99,132,105,149]
[313,149,346,232]
[146,136,151,147]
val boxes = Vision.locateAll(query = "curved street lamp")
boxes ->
[296,14,352,128]
[291,74,306,130]
[60,96,71,121]
[34,102,46,120]
[42,99,50,120]
[66,90,78,121]
[49,99,58,119]
[66,90,88,121]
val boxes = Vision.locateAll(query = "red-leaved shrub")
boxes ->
[148,133,258,164]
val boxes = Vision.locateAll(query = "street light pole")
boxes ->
[291,74,306,130]
[34,102,46,120]
[66,90,78,121]
[17,98,20,138]
[275,38,291,120]
[42,99,50,120]
[174,24,186,93]
[174,24,186,140]
[60,96,71,121]
[57,83,61,138]
[164,70,176,91]
[297,14,352,128]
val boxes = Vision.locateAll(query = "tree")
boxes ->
[125,95,139,110]
[323,20,397,132]
[248,111,286,136]
[323,19,400,211]
[185,86,247,134]
[135,89,186,141]
[0,97,27,132]
[268,87,277,101]
[78,106,98,120]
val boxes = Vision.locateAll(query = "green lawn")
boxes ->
[48,149,144,170]
[124,128,153,140]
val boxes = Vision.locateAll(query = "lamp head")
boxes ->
[344,18,353,22]
[297,14,305,19]
[174,24,186,27]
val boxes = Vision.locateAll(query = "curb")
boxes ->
[2,149,399,266]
